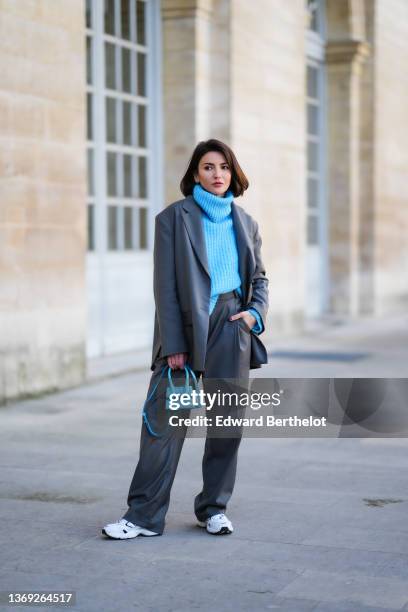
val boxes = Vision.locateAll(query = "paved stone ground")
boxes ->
[1,315,408,611]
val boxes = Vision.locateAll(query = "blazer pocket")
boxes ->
[238,318,251,334]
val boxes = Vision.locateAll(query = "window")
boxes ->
[306,0,326,246]
[85,0,150,252]
[305,0,328,317]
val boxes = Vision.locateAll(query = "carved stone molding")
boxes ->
[325,39,370,65]
[162,0,213,20]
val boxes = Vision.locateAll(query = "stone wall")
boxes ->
[229,0,307,337]
[373,0,408,314]
[325,0,408,316]
[0,0,87,402]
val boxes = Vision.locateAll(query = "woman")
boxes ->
[102,139,269,539]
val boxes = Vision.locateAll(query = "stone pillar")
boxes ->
[161,0,214,202]
[0,1,87,403]
[326,39,370,315]
[372,0,408,315]
[229,0,307,336]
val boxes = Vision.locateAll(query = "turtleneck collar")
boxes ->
[192,183,234,223]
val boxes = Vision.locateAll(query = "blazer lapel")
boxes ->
[181,195,210,277]
[231,202,256,303]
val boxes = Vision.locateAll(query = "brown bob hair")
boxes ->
[180,139,249,197]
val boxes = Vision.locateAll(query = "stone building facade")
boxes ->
[0,1,88,401]
[1,0,407,402]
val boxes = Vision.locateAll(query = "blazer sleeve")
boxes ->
[247,306,264,334]
[153,212,189,358]
[246,220,269,333]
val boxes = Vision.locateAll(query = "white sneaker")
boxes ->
[197,513,233,535]
[102,518,159,539]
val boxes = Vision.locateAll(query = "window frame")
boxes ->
[305,0,329,315]
[85,0,162,254]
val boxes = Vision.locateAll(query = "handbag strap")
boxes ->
[142,365,169,437]
[167,363,189,391]
[167,364,199,392]
[185,364,199,389]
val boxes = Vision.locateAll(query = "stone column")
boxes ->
[326,39,370,315]
[161,0,214,202]
[0,1,87,403]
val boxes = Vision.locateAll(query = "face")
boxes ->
[193,151,232,196]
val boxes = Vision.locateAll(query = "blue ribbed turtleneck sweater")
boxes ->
[192,183,263,334]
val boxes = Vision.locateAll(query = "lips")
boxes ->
[213,183,223,186]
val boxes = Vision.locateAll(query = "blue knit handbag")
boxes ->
[142,364,203,438]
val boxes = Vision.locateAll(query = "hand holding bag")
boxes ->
[166,364,203,411]
[142,364,204,438]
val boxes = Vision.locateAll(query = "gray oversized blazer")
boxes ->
[150,194,269,372]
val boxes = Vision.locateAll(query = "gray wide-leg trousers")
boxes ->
[122,289,251,534]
